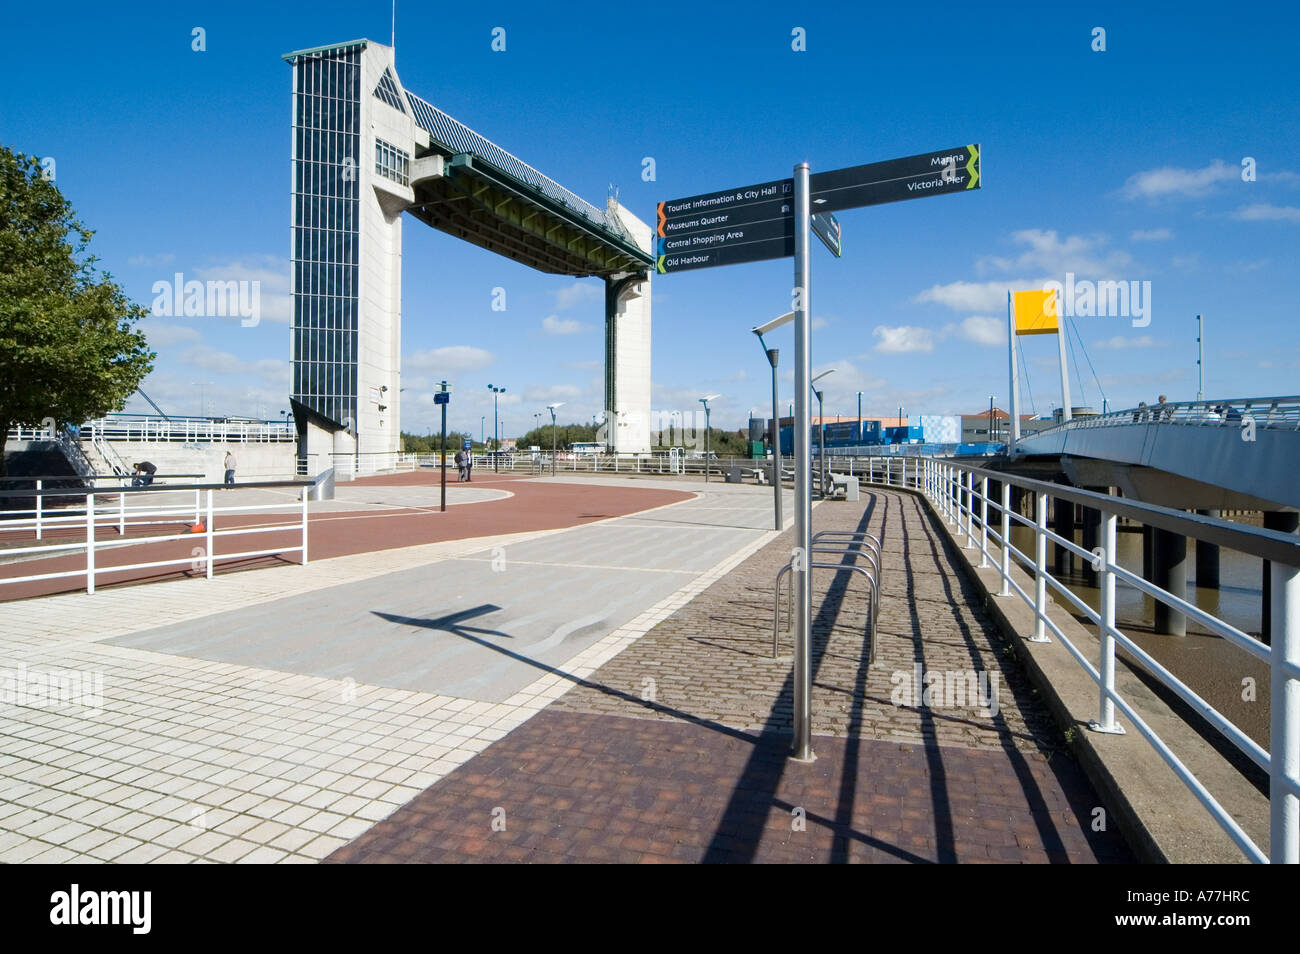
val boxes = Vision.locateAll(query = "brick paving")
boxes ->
[331,490,1134,863]
[553,489,1058,751]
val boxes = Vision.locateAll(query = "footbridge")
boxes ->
[1012,395,1300,513]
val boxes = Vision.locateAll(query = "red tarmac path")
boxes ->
[0,472,693,602]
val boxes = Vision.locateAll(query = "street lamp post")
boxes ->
[699,394,719,482]
[487,384,506,472]
[752,312,794,532]
[547,402,564,476]
[811,369,836,497]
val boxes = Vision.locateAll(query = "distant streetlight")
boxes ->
[487,384,506,471]
[547,402,564,476]
[811,370,836,495]
[699,394,720,482]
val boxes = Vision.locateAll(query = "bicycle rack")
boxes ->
[772,528,883,665]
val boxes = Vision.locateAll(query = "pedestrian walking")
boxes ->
[454,449,466,482]
[223,450,236,486]
[465,449,473,482]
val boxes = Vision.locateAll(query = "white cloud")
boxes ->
[1094,335,1166,350]
[405,345,495,373]
[542,314,587,335]
[140,321,201,348]
[980,229,1131,277]
[915,280,1021,313]
[523,384,582,402]
[1130,228,1173,241]
[1120,159,1238,200]
[1231,203,1300,223]
[873,325,934,353]
[180,345,287,381]
[552,281,603,311]
[193,257,293,324]
[955,316,1004,346]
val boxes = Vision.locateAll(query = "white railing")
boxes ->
[298,452,422,479]
[861,456,1298,863]
[1034,395,1300,434]
[83,415,296,444]
[0,478,316,596]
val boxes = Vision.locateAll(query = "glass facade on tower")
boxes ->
[290,46,360,428]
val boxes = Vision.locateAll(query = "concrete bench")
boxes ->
[829,473,860,501]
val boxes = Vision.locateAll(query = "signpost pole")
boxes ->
[792,161,814,763]
[438,380,449,512]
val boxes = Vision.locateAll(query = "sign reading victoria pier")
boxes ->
[654,144,980,274]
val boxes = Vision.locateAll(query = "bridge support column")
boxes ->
[1262,511,1300,645]
[1052,494,1074,575]
[1142,524,1153,580]
[1153,527,1187,636]
[1081,490,1105,587]
[1195,509,1221,590]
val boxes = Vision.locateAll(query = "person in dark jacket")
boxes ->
[131,461,157,488]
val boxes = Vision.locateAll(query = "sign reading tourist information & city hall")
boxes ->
[655,145,980,273]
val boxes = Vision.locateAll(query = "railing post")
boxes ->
[1030,490,1050,642]
[999,480,1011,597]
[964,471,974,548]
[301,486,310,566]
[205,490,214,580]
[86,491,95,594]
[1091,508,1125,734]
[194,488,201,525]
[979,476,989,567]
[119,488,126,536]
[1271,559,1299,863]
[35,479,43,540]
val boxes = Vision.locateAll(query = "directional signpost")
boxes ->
[436,381,451,512]
[810,211,842,258]
[656,143,981,762]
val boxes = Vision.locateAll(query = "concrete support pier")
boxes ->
[1261,510,1300,645]
[1152,527,1188,636]
[1052,495,1074,575]
[1194,508,1221,590]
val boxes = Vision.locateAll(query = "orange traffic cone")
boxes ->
[189,521,206,533]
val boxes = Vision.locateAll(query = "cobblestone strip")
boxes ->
[553,490,1063,753]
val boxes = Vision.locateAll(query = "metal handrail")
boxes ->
[922,456,1300,863]
[0,475,322,596]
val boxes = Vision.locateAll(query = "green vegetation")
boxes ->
[0,146,153,476]
[402,431,474,454]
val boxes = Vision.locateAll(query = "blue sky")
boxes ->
[3,0,1298,436]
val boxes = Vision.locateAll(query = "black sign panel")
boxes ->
[655,235,795,274]
[810,211,842,258]
[809,145,980,213]
[657,215,794,258]
[657,179,793,227]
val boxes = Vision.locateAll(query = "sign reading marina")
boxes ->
[655,144,979,273]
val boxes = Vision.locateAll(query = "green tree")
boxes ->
[0,146,153,476]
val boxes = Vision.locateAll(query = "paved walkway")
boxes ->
[0,477,783,862]
[329,489,1132,863]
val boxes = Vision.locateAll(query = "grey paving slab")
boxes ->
[106,488,775,703]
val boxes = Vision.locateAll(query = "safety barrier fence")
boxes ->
[855,456,1298,863]
[0,478,317,596]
